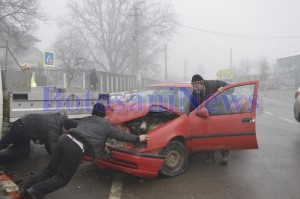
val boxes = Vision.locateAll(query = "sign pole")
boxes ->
[47,66,49,86]
[43,51,55,87]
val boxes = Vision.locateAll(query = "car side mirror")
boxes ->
[196,108,209,118]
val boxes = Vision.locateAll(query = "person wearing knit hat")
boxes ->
[191,74,206,101]
[189,74,229,111]
[191,74,204,85]
[189,74,230,164]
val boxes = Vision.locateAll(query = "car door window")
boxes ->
[206,84,255,115]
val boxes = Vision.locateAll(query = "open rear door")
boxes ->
[189,80,259,152]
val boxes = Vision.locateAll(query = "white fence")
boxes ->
[34,69,159,93]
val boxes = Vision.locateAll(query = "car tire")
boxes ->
[159,140,188,177]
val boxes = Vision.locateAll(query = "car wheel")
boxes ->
[159,141,188,177]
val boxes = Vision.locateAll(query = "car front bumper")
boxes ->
[96,147,165,178]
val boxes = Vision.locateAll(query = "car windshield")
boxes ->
[129,86,192,113]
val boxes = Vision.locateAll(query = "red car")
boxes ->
[95,80,259,178]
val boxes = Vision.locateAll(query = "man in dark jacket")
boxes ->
[189,74,230,164]
[0,113,77,164]
[20,103,149,199]
[89,69,98,91]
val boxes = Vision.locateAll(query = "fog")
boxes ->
[34,0,300,80]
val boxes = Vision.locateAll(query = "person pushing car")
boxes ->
[0,113,78,164]
[20,103,149,199]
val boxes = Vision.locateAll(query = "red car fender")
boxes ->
[144,114,190,154]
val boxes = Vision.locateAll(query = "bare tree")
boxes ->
[58,0,177,77]
[258,57,269,79]
[235,59,252,81]
[54,31,90,87]
[0,0,44,50]
[258,56,269,88]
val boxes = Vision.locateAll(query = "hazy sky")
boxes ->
[34,0,300,80]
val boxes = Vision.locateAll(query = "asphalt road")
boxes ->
[4,88,300,199]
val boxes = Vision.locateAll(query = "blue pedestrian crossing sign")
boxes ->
[44,51,55,67]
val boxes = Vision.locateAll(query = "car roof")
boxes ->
[148,83,192,88]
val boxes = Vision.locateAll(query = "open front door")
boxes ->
[188,80,259,152]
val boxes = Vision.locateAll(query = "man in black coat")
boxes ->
[189,74,230,164]
[0,113,77,164]
[89,69,98,91]
[20,103,149,199]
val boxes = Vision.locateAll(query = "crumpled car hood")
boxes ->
[105,102,183,125]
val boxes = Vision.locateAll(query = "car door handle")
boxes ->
[242,118,254,123]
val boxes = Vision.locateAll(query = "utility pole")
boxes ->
[230,48,232,71]
[5,41,8,71]
[184,59,187,81]
[2,41,21,70]
[164,43,168,81]
[133,4,141,90]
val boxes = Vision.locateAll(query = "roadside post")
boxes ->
[43,51,55,86]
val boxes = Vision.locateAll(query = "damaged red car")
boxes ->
[95,80,259,178]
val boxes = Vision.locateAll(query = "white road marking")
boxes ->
[263,111,296,123]
[263,111,273,115]
[109,173,124,199]
[278,116,296,123]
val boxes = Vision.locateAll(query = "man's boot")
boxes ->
[204,151,215,164]
[221,150,229,164]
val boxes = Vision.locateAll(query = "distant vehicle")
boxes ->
[293,87,300,122]
[89,81,260,178]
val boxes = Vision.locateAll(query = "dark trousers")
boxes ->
[21,134,84,199]
[206,150,229,159]
[0,119,30,164]
[221,150,229,157]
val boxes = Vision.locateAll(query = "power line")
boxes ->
[34,24,300,40]
[32,34,58,37]
[178,24,300,40]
